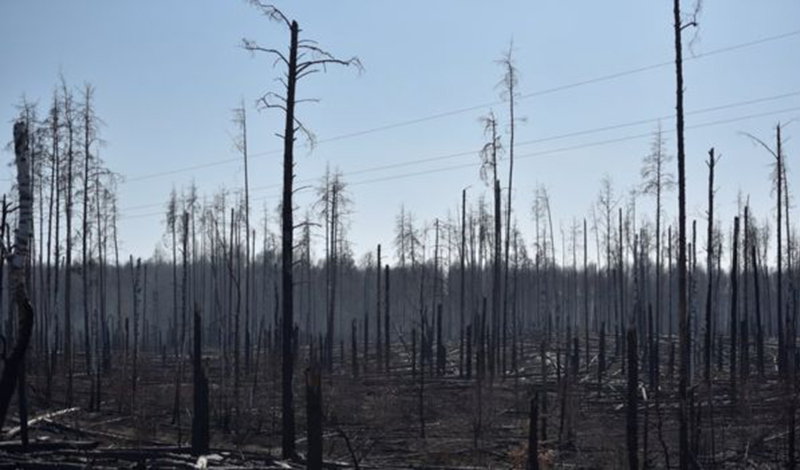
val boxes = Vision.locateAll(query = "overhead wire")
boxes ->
[119,28,800,184]
[118,103,800,220]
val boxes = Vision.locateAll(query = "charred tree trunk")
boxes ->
[384,264,390,374]
[704,149,716,382]
[466,324,473,380]
[460,189,467,377]
[351,319,358,378]
[280,21,299,459]
[437,304,445,375]
[528,392,539,470]
[673,0,691,466]
[752,245,765,377]
[627,326,639,470]
[599,322,606,388]
[64,88,75,407]
[306,366,323,470]
[131,258,141,410]
[191,305,209,456]
[363,310,369,375]
[376,245,382,373]
[412,327,417,378]
[777,125,785,377]
[730,217,740,391]
[584,219,590,372]
[241,105,252,373]
[81,90,93,378]
[492,179,502,379]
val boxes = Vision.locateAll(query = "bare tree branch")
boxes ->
[740,131,778,159]
[246,1,291,29]
[240,39,290,67]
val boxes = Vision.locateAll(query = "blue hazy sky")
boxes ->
[1,1,799,261]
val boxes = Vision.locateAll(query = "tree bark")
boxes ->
[191,305,209,456]
[280,20,299,459]
[528,392,539,470]
[0,121,35,431]
[626,326,639,470]
[673,0,690,466]
[306,366,323,469]
[730,217,740,390]
[704,149,716,382]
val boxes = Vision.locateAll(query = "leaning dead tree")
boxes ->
[0,121,35,430]
[243,1,361,458]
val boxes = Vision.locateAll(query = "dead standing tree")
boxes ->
[703,149,719,382]
[743,123,791,464]
[80,84,100,379]
[478,111,503,379]
[640,123,674,384]
[166,189,179,353]
[730,217,740,392]
[243,2,361,458]
[232,102,252,372]
[498,43,523,378]
[672,0,701,467]
[62,79,77,407]
[0,121,35,431]
[315,168,351,371]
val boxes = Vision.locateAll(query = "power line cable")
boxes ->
[120,28,800,184]
[118,104,800,220]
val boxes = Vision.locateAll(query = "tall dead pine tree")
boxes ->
[243,4,361,458]
[499,44,520,378]
[62,81,76,406]
[704,149,718,382]
[672,1,699,466]
[460,188,468,376]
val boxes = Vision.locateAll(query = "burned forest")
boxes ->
[1,1,799,469]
